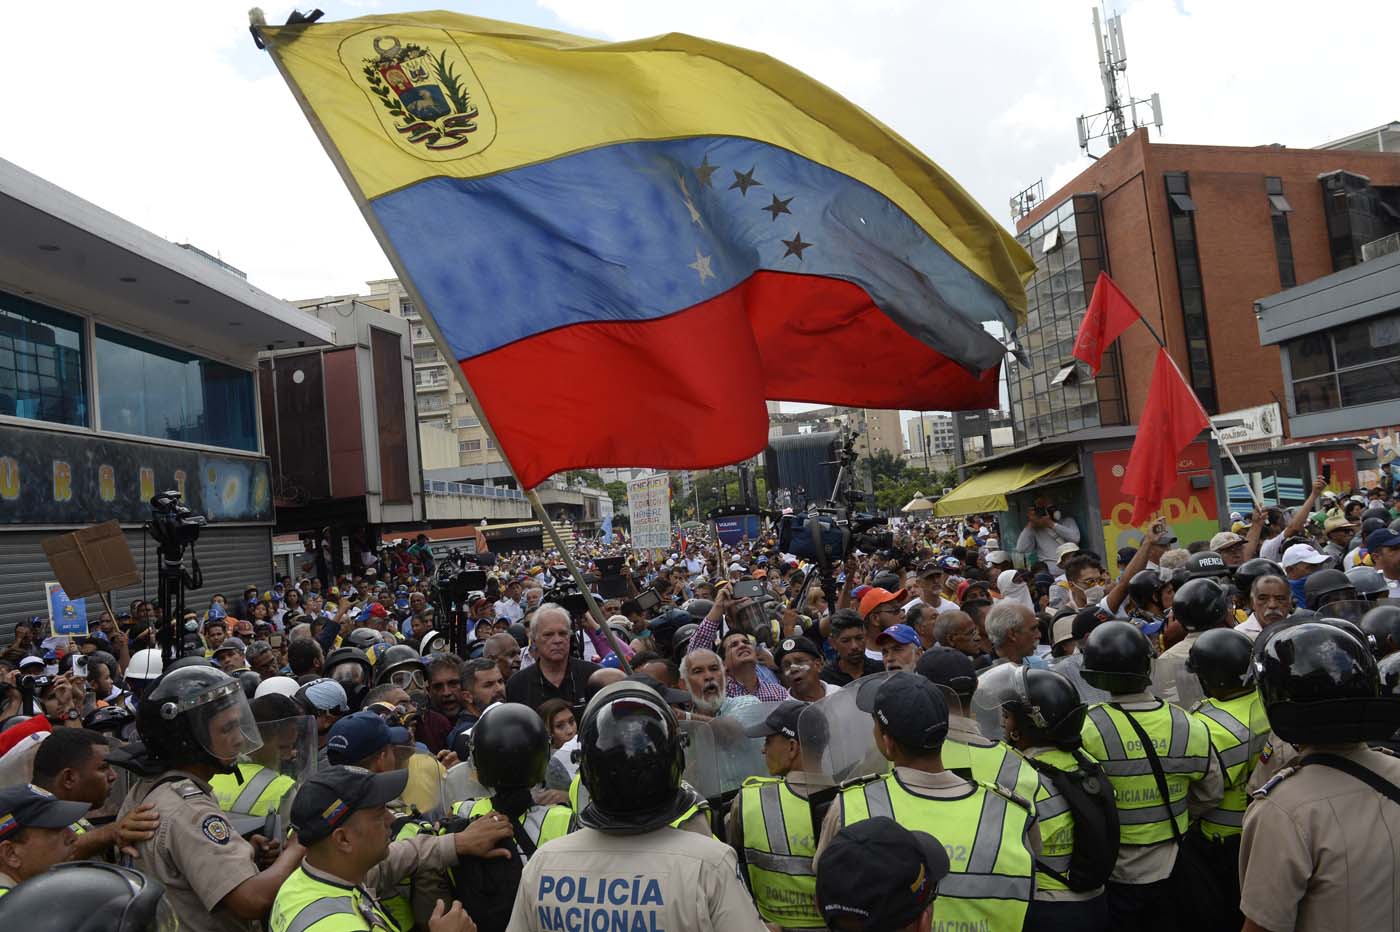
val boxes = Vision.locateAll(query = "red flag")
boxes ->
[1073,272,1143,375]
[1121,348,1211,525]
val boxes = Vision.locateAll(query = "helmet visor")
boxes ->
[180,681,263,765]
[251,715,318,781]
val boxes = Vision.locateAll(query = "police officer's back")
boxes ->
[117,664,306,932]
[816,672,1038,932]
[1076,621,1221,932]
[0,861,172,932]
[725,699,826,931]
[1239,622,1400,932]
[504,681,766,932]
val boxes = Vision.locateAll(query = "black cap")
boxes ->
[0,784,90,840]
[914,646,977,696]
[742,699,808,739]
[774,636,823,666]
[855,671,949,750]
[290,766,408,844]
[624,672,692,708]
[816,817,950,929]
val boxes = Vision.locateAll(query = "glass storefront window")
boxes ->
[95,326,257,451]
[0,291,87,427]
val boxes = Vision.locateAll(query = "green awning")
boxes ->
[934,459,1074,516]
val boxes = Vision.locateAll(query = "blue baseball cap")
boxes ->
[1368,528,1400,551]
[325,711,410,766]
[296,678,350,715]
[855,671,950,750]
[0,784,89,840]
[874,624,921,646]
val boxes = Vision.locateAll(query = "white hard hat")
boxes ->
[254,675,300,699]
[126,648,164,682]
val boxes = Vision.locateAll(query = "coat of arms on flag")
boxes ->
[351,30,496,157]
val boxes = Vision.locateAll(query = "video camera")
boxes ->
[149,491,206,552]
[433,549,489,606]
[775,432,891,569]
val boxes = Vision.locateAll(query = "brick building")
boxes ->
[1010,128,1400,441]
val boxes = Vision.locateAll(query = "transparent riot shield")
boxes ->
[971,663,1020,741]
[439,759,488,817]
[246,715,319,784]
[1052,652,1111,706]
[710,701,773,797]
[1318,600,1372,626]
[800,674,890,785]
[680,717,722,802]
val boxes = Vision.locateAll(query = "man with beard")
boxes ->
[876,624,923,673]
[681,649,757,720]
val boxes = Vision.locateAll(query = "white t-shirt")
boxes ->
[494,599,525,623]
[1236,614,1263,641]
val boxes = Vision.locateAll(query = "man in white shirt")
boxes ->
[494,578,526,623]
[1014,497,1080,576]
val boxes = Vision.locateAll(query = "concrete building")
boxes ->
[768,405,904,458]
[906,413,956,458]
[0,157,334,634]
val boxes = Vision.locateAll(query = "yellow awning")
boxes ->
[934,459,1074,516]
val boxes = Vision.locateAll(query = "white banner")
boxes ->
[627,474,672,552]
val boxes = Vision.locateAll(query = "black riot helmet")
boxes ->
[577,681,690,834]
[1186,627,1255,696]
[1185,550,1231,581]
[1234,558,1285,603]
[137,665,262,771]
[1303,569,1357,611]
[1362,506,1392,525]
[1126,570,1168,611]
[1361,604,1400,658]
[84,705,135,735]
[1172,578,1232,631]
[374,644,428,690]
[1254,621,1400,744]
[345,628,382,651]
[1080,621,1153,694]
[1347,566,1390,602]
[470,702,551,790]
[1002,667,1087,751]
[235,669,262,700]
[324,647,374,710]
[1361,517,1388,544]
[0,861,174,932]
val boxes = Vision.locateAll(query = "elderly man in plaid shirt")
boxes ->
[688,587,790,702]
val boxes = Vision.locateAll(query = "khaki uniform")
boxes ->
[118,770,261,932]
[1239,743,1400,931]
[1246,729,1300,794]
[504,825,767,932]
[1151,632,1199,704]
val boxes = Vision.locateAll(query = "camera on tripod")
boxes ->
[775,431,890,568]
[150,491,206,550]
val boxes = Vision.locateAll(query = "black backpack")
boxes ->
[443,813,535,932]
[1023,749,1120,893]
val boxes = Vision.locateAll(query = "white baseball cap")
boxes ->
[1055,541,1080,561]
[985,550,1012,566]
[1280,544,1328,569]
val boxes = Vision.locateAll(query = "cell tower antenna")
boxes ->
[1075,6,1161,158]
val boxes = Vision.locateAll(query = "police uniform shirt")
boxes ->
[118,770,261,932]
[0,868,16,894]
[503,825,767,932]
[814,766,1043,860]
[1239,743,1400,932]
[1247,729,1300,794]
[1151,632,1200,704]
[1088,691,1223,885]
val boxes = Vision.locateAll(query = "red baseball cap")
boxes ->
[858,587,905,618]
[369,602,389,618]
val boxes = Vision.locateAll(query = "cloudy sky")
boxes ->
[5,0,1395,442]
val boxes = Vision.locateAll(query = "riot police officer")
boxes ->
[1239,622,1400,932]
[208,694,311,823]
[919,647,1040,796]
[0,861,172,932]
[725,699,825,930]
[998,667,1112,932]
[1185,627,1267,932]
[503,681,766,931]
[1077,621,1221,932]
[117,664,306,932]
[817,672,1039,932]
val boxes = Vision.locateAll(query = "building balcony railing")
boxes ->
[424,479,525,501]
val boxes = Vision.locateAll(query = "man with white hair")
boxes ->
[680,649,758,721]
[982,601,1046,671]
[503,604,600,711]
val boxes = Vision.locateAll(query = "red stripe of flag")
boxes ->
[1073,272,1143,376]
[1121,347,1211,525]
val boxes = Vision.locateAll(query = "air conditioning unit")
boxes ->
[1361,232,1400,262]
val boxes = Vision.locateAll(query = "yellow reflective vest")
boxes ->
[210,762,296,817]
[568,773,708,833]
[837,772,1035,931]
[954,736,1041,800]
[1080,702,1213,848]
[1023,748,1082,893]
[1190,690,1267,841]
[270,864,398,932]
[735,776,822,929]
[450,797,574,853]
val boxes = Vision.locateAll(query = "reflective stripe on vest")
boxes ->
[1027,748,1080,893]
[839,774,1033,931]
[233,767,280,812]
[462,797,574,852]
[211,763,294,817]
[738,777,822,929]
[1192,691,1267,840]
[1082,703,1211,848]
[958,739,1041,801]
[270,866,398,932]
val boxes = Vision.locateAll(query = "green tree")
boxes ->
[603,481,628,513]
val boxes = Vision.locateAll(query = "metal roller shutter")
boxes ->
[0,526,272,641]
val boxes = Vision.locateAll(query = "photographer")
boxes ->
[1014,496,1081,575]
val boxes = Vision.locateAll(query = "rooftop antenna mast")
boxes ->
[1076,7,1162,158]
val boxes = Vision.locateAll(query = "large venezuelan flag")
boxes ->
[258,13,1034,488]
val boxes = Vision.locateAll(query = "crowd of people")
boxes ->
[0,473,1399,932]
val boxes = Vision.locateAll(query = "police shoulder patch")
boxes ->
[1250,766,1297,799]
[174,780,204,800]
[201,815,232,845]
